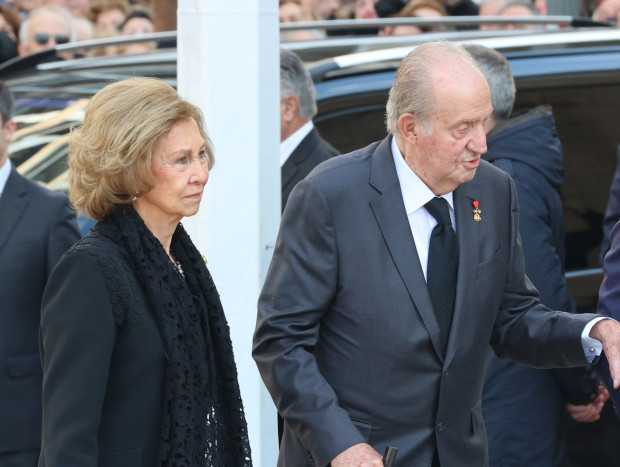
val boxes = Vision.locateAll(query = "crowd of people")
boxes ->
[279,0,620,40]
[0,0,161,64]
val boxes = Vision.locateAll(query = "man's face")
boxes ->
[20,12,71,55]
[404,64,493,196]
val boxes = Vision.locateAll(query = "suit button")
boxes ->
[437,422,443,432]
[443,370,449,377]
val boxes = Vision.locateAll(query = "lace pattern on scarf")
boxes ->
[95,205,252,466]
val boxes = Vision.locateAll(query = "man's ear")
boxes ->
[3,120,16,142]
[281,95,300,123]
[397,113,418,145]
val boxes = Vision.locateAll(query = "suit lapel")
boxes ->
[282,128,318,189]
[444,180,481,367]
[0,166,30,255]
[369,137,443,359]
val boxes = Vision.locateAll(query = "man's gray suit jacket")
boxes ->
[253,136,596,467]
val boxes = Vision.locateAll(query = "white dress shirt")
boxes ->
[391,136,454,281]
[390,137,603,361]
[0,158,11,199]
[280,120,314,168]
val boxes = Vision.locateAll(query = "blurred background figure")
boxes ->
[119,5,153,35]
[381,0,447,36]
[279,0,309,22]
[280,48,338,210]
[0,80,79,467]
[592,0,620,22]
[47,0,91,18]
[279,0,325,41]
[4,0,44,16]
[499,0,540,29]
[71,15,94,57]
[38,76,252,467]
[480,0,540,30]
[313,0,341,19]
[72,15,93,41]
[355,0,379,18]
[117,6,154,53]
[89,0,129,32]
[464,43,605,467]
[17,5,74,56]
[0,4,21,43]
[0,4,22,62]
[478,0,504,17]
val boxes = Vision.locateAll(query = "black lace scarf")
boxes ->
[96,204,252,466]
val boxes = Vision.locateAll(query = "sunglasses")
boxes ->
[34,33,69,46]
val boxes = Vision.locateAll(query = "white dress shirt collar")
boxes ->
[391,136,454,214]
[280,120,314,167]
[0,158,11,199]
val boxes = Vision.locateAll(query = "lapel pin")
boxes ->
[472,200,482,222]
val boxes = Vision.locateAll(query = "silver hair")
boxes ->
[462,44,515,121]
[19,5,77,47]
[385,41,479,137]
[280,48,317,121]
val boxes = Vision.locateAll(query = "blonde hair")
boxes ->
[69,77,213,220]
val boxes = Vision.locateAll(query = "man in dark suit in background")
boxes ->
[464,43,605,467]
[280,48,338,210]
[0,81,79,466]
[253,42,620,467]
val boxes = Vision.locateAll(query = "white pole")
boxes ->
[177,1,280,466]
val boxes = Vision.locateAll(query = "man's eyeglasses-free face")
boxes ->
[34,33,69,45]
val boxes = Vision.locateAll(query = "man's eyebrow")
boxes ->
[452,111,494,128]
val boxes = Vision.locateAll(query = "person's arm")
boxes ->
[45,193,80,276]
[596,219,620,415]
[490,174,596,366]
[512,170,599,404]
[39,248,116,467]
[253,179,372,467]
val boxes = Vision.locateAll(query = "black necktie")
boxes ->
[425,197,458,355]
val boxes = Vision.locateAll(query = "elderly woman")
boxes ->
[38,77,252,467]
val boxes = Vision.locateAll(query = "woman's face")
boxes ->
[134,118,209,227]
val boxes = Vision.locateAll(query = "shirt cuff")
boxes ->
[582,317,609,363]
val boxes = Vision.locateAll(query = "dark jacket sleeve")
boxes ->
[600,146,620,264]
[253,179,365,467]
[39,249,116,467]
[598,220,620,416]
[489,174,595,368]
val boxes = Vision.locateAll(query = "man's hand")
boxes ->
[590,319,620,388]
[566,383,610,422]
[331,443,383,467]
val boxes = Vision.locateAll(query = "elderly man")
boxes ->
[253,41,620,467]
[280,48,338,210]
[0,82,79,466]
[18,5,74,56]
